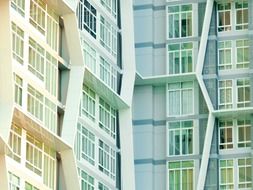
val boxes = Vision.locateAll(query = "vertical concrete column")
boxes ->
[0,0,14,142]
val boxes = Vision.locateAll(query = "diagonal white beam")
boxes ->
[195,0,215,190]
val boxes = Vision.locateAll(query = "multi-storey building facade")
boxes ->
[0,0,136,190]
[133,0,253,189]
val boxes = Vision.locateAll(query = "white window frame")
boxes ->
[219,159,234,189]
[236,78,250,108]
[81,85,96,121]
[100,0,117,19]
[167,4,193,39]
[99,98,117,139]
[14,74,23,106]
[77,0,97,39]
[167,81,194,116]
[11,0,25,17]
[218,80,233,109]
[98,139,116,180]
[168,160,194,190]
[218,118,251,151]
[235,1,248,30]
[12,22,24,64]
[168,120,193,156]
[167,42,193,74]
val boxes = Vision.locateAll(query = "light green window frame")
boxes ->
[83,40,96,73]
[235,1,248,30]
[25,182,39,190]
[8,172,20,190]
[237,119,251,148]
[8,124,22,163]
[77,123,95,165]
[167,4,192,38]
[236,39,249,69]
[30,0,46,35]
[237,78,250,108]
[217,3,231,32]
[43,145,56,189]
[98,139,116,180]
[168,160,194,190]
[98,182,110,190]
[100,0,117,18]
[29,38,45,81]
[218,80,233,109]
[82,85,96,121]
[44,98,57,133]
[11,0,25,17]
[100,15,117,57]
[12,22,24,64]
[218,41,232,70]
[219,119,233,150]
[14,74,23,106]
[219,159,234,189]
[26,134,43,176]
[46,8,59,51]
[168,120,193,156]
[238,158,252,189]
[168,82,193,116]
[27,85,44,121]
[45,52,57,97]
[80,169,95,190]
[99,98,117,139]
[168,42,193,74]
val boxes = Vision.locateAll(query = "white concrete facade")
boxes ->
[0,0,136,190]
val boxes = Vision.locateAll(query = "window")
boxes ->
[217,3,231,32]
[25,182,39,190]
[77,0,97,38]
[237,119,251,148]
[217,1,248,32]
[99,98,117,139]
[168,160,194,190]
[100,16,117,57]
[100,57,117,91]
[12,23,24,64]
[218,41,232,70]
[236,39,249,69]
[43,145,56,189]
[219,159,234,189]
[168,42,193,74]
[8,125,22,163]
[29,38,45,81]
[98,182,110,190]
[76,123,95,165]
[81,85,96,121]
[46,9,59,51]
[98,140,116,180]
[219,118,251,150]
[218,80,232,109]
[8,172,20,190]
[44,98,57,133]
[219,120,233,149]
[80,169,94,190]
[167,82,193,116]
[237,78,250,108]
[11,0,25,16]
[83,40,96,73]
[168,4,192,38]
[45,53,57,97]
[27,85,44,121]
[30,0,46,35]
[168,121,193,156]
[238,158,252,189]
[26,134,43,176]
[100,0,117,18]
[14,74,23,106]
[235,1,248,30]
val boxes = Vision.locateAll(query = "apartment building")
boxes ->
[133,0,253,189]
[0,0,135,190]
